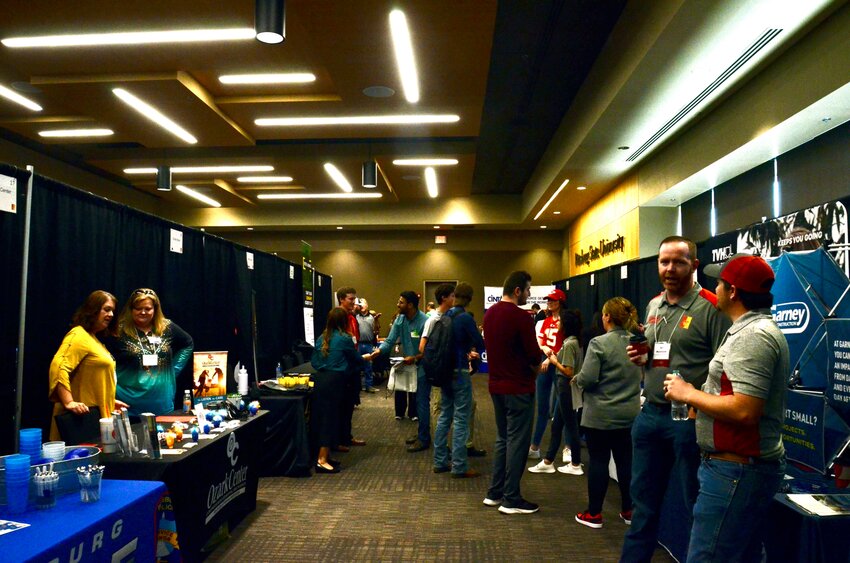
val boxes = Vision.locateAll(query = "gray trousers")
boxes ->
[487,393,534,506]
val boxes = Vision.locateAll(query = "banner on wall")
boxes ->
[0,173,17,213]
[484,285,555,310]
[192,351,228,405]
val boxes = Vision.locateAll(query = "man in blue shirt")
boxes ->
[369,290,431,451]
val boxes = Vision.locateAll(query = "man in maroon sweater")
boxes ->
[482,271,542,514]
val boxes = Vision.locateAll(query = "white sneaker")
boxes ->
[557,463,584,475]
[483,497,502,506]
[528,460,556,474]
[562,447,572,463]
[527,447,541,459]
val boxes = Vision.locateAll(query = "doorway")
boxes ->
[422,279,458,312]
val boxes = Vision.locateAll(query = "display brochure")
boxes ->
[0,174,17,214]
[0,520,29,536]
[192,351,228,405]
[787,493,850,516]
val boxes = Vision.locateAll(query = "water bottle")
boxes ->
[275,362,283,379]
[670,370,689,421]
[182,390,192,413]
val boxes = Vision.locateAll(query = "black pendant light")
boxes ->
[255,0,285,44]
[156,165,172,192]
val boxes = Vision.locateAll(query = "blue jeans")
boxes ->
[416,370,432,444]
[434,370,473,473]
[487,393,534,507]
[621,403,701,562]
[544,376,581,464]
[357,343,375,388]
[687,456,785,562]
[532,365,554,446]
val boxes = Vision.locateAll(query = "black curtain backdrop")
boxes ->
[0,168,331,453]
[313,273,333,345]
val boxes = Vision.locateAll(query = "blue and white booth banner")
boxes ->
[484,285,555,310]
[784,389,827,471]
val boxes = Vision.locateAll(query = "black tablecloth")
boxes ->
[254,392,312,477]
[765,494,850,562]
[101,412,266,561]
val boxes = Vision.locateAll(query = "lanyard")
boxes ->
[136,329,163,355]
[648,300,687,343]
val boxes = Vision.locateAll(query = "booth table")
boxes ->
[101,412,266,561]
[255,392,312,477]
[0,479,166,563]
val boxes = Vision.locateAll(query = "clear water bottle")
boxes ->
[275,362,283,379]
[670,370,689,421]
[182,390,192,413]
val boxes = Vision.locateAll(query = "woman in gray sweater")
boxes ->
[573,297,642,529]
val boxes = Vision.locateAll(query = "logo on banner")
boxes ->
[772,302,810,334]
[711,244,734,262]
[227,432,239,466]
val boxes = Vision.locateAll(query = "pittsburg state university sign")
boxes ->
[575,234,626,266]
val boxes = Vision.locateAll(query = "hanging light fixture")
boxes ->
[156,165,172,191]
[362,161,377,188]
[255,0,285,44]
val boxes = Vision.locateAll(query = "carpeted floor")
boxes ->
[207,377,676,562]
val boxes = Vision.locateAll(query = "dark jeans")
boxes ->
[532,365,554,446]
[337,370,360,446]
[394,390,416,418]
[544,376,582,465]
[487,393,534,507]
[312,370,344,448]
[416,372,432,444]
[621,403,701,562]
[584,425,632,515]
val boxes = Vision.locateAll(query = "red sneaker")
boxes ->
[619,510,632,525]
[575,511,603,528]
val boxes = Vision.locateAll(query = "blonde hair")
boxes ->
[602,297,639,332]
[119,288,168,338]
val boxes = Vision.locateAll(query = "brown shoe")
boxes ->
[451,469,481,479]
[333,445,351,452]
[351,438,366,446]
[407,440,430,453]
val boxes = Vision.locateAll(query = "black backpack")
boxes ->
[422,310,456,387]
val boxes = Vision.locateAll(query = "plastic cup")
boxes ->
[78,470,103,503]
[42,441,65,462]
[35,474,60,509]
[5,477,30,514]
[3,453,31,469]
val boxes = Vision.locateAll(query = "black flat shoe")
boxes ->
[315,463,340,474]
[329,459,342,467]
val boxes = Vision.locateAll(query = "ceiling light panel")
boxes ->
[533,179,568,221]
[389,10,420,103]
[1,28,255,48]
[124,165,273,174]
[219,73,316,84]
[257,193,382,200]
[175,185,221,207]
[255,114,459,126]
[0,84,42,111]
[39,128,113,138]
[323,163,353,192]
[113,88,197,144]
[425,167,438,198]
[393,158,458,166]
[237,176,292,183]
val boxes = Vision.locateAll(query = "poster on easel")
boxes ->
[192,351,228,405]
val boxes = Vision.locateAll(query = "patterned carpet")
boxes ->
[206,377,676,562]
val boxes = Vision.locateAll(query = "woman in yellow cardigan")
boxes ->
[48,290,128,440]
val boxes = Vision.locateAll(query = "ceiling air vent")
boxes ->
[627,28,782,162]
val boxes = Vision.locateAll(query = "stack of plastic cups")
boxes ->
[42,441,66,462]
[4,453,31,514]
[18,428,42,460]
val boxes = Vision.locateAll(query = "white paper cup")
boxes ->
[99,417,117,453]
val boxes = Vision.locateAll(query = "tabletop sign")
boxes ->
[246,252,254,270]
[170,228,183,254]
[0,174,17,214]
[289,265,295,279]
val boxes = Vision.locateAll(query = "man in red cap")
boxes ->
[665,254,789,561]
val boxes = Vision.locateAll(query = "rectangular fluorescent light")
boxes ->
[425,167,438,198]
[257,193,382,200]
[237,176,292,183]
[533,178,568,220]
[113,88,197,144]
[393,158,458,166]
[39,128,113,138]
[175,185,221,207]
[219,73,316,84]
[255,114,459,126]
[2,28,255,48]
[124,165,274,174]
[323,163,353,192]
[0,84,42,111]
[389,10,419,103]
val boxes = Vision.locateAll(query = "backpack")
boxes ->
[422,310,456,387]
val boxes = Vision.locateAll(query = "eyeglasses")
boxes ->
[133,289,156,297]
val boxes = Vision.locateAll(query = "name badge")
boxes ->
[411,331,420,338]
[143,353,158,366]
[148,336,162,344]
[652,341,671,368]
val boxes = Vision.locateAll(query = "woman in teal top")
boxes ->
[311,307,365,473]
[106,288,193,416]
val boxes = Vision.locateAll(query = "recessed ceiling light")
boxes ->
[246,227,254,230]
[255,114,459,126]
[389,10,419,103]
[362,86,395,98]
[1,28,255,48]
[336,226,343,230]
[617,146,630,150]
[577,186,586,191]
[533,179,568,221]
[124,165,274,174]
[323,163,353,192]
[38,128,113,138]
[433,225,440,229]
[540,225,548,229]
[257,193,383,200]
[393,158,458,166]
[0,84,42,111]
[237,176,292,183]
[553,211,561,215]
[113,88,197,144]
[219,73,315,84]
[175,185,221,207]
[425,167,438,198]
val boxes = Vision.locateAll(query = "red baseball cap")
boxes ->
[703,254,775,294]
[546,289,566,301]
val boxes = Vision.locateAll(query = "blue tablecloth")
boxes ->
[0,479,167,563]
